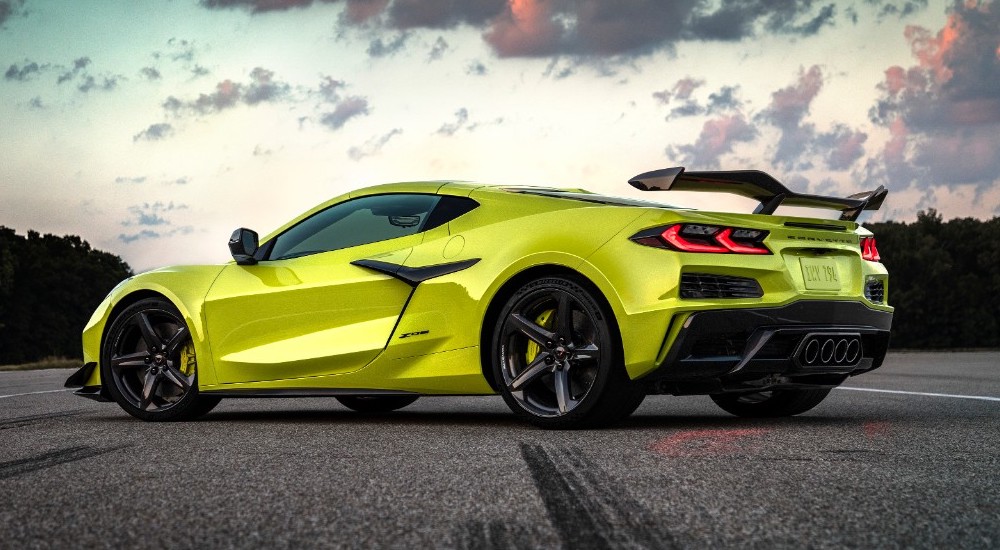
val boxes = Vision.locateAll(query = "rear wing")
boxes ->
[628,167,887,222]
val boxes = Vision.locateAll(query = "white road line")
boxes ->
[836,386,1000,402]
[0,388,74,400]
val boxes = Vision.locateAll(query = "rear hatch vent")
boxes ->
[783,221,849,231]
[680,273,763,299]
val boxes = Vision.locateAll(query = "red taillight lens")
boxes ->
[634,224,771,254]
[661,225,729,253]
[860,237,881,262]
[715,228,770,255]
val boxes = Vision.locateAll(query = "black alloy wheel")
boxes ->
[493,276,644,429]
[710,388,832,417]
[336,395,419,413]
[102,298,220,421]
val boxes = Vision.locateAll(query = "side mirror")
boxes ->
[229,228,259,265]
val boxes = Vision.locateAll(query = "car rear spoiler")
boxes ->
[627,167,887,222]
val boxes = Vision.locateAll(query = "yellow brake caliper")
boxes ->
[178,341,197,377]
[525,309,555,364]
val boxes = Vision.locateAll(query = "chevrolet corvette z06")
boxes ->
[66,167,892,429]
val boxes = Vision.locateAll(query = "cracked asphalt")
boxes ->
[1,351,998,549]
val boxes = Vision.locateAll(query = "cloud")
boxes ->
[0,1,23,27]
[57,57,91,84]
[653,77,705,104]
[317,76,345,102]
[320,96,370,129]
[4,61,45,81]
[686,1,837,41]
[667,114,758,168]
[757,65,824,169]
[466,60,487,75]
[197,0,844,60]
[28,96,43,109]
[385,0,501,29]
[428,36,449,61]
[77,74,121,93]
[342,0,390,23]
[152,38,210,78]
[664,84,743,119]
[813,125,868,170]
[140,67,161,80]
[479,1,839,58]
[367,32,410,57]
[868,0,929,20]
[348,128,402,160]
[133,123,175,142]
[164,67,290,114]
[867,1,1000,189]
[199,0,337,13]
[436,108,468,136]
[243,67,290,104]
[119,202,192,242]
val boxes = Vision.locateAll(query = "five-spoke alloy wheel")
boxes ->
[493,276,643,429]
[102,298,220,421]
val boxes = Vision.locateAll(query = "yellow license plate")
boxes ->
[801,257,841,290]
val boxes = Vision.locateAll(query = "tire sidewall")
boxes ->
[101,297,202,422]
[491,276,617,428]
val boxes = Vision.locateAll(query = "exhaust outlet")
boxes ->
[795,333,863,368]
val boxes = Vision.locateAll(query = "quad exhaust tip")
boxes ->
[798,334,862,367]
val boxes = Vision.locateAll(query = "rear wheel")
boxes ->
[710,388,831,417]
[101,298,221,421]
[492,276,643,429]
[336,395,419,413]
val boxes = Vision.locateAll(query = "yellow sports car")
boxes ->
[66,167,892,428]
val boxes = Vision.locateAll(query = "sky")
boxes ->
[1,0,998,272]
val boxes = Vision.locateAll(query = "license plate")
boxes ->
[800,257,841,290]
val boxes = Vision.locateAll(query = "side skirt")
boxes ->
[202,388,419,398]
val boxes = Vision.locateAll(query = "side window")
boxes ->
[268,194,441,260]
[422,196,479,231]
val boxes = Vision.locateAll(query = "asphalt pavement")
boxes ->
[1,352,998,549]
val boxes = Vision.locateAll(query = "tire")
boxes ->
[710,388,832,418]
[101,298,221,421]
[336,395,419,413]
[491,276,644,429]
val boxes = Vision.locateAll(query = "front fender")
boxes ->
[80,265,227,388]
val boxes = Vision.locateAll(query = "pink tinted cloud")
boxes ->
[343,0,388,23]
[483,0,562,57]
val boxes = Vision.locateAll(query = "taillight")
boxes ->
[632,223,771,254]
[860,236,880,262]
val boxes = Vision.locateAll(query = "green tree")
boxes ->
[0,227,132,364]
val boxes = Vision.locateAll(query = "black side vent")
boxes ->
[865,278,885,304]
[680,273,764,299]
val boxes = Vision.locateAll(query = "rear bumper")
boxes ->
[641,300,892,394]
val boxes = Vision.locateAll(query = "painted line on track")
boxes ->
[0,389,74,400]
[836,386,1000,402]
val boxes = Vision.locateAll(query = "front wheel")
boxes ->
[492,276,643,429]
[710,388,832,417]
[101,298,220,421]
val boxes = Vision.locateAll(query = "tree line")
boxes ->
[0,212,997,364]
[0,226,132,364]
[867,210,999,349]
